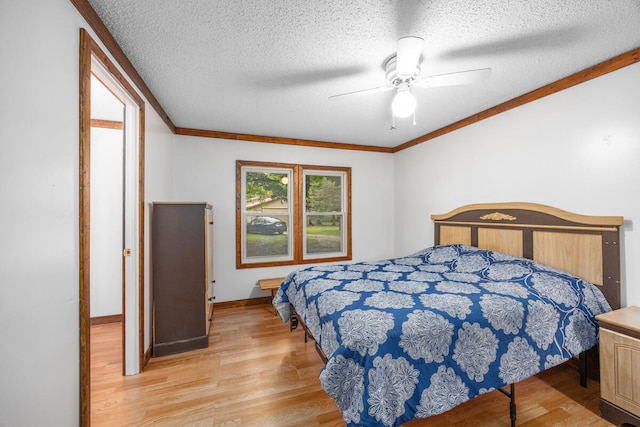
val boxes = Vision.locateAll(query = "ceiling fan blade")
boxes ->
[396,36,424,77]
[328,85,393,101]
[256,65,368,88]
[416,68,492,88]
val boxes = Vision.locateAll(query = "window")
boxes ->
[237,161,351,268]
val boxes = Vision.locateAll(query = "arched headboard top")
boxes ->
[431,202,623,229]
[432,202,623,309]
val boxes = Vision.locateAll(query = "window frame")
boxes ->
[236,160,352,269]
[240,164,293,265]
[302,167,348,261]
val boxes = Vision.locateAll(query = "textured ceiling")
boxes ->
[87,0,640,148]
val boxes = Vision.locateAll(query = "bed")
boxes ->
[273,202,623,427]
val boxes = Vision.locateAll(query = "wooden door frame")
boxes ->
[79,28,146,427]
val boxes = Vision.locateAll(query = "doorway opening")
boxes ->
[90,73,124,382]
[79,28,146,427]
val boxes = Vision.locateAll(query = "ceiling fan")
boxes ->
[329,36,491,125]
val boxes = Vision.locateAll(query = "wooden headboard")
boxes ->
[432,202,623,310]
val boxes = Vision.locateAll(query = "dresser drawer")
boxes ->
[600,328,640,416]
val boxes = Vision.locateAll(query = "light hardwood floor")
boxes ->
[91,304,613,427]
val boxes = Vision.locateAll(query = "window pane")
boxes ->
[305,174,342,213]
[243,167,291,263]
[304,171,345,257]
[245,214,289,258]
[306,214,343,254]
[245,171,289,209]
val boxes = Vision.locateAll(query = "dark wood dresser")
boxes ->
[151,202,214,357]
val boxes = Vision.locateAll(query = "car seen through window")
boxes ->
[246,216,287,235]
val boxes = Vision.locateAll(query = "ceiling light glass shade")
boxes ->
[391,87,416,118]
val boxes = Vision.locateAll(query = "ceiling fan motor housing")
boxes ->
[385,56,421,86]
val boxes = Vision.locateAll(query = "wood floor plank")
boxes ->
[91,304,613,426]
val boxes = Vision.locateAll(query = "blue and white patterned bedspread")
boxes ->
[273,244,612,427]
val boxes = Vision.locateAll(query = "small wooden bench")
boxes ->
[259,277,285,315]
[258,277,285,299]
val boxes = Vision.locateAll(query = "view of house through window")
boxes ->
[237,161,351,268]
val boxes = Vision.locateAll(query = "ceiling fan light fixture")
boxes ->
[391,85,416,118]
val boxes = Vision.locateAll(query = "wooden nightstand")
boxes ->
[597,306,640,427]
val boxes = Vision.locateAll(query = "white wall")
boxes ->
[172,136,395,302]
[1,2,87,425]
[90,126,124,317]
[90,76,126,318]
[394,61,640,307]
[0,1,176,425]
